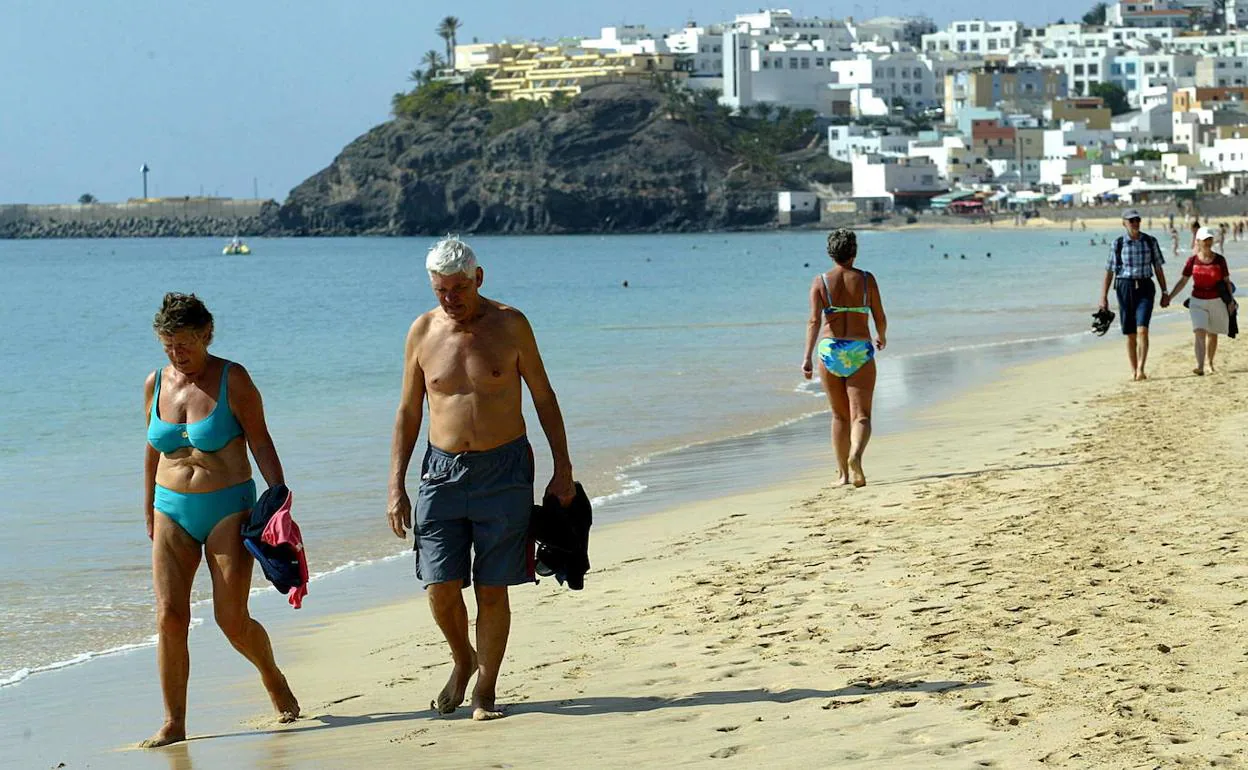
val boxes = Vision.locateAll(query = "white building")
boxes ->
[827,125,914,161]
[580,25,664,53]
[1168,33,1248,57]
[1106,1,1193,28]
[852,153,944,208]
[827,52,939,116]
[1040,156,1093,186]
[721,30,852,113]
[1200,137,1248,172]
[662,24,727,81]
[732,9,856,50]
[922,19,1021,56]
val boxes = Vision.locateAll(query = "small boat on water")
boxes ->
[223,238,251,255]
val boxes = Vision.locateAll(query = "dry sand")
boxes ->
[133,322,1248,768]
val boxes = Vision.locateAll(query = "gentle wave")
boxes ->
[0,618,204,689]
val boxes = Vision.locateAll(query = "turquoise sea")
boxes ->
[0,230,1117,693]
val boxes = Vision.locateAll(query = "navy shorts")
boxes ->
[1115,277,1155,335]
[414,436,535,589]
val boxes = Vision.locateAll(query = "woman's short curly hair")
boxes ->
[153,292,214,344]
[826,228,858,265]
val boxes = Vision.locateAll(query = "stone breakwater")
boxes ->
[0,215,274,239]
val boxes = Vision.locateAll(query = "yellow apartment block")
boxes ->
[454,43,685,102]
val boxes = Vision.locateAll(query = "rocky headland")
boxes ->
[275,82,846,236]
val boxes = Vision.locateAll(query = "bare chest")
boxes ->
[421,333,517,396]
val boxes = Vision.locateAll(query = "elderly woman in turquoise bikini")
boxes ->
[141,292,299,747]
[801,229,888,487]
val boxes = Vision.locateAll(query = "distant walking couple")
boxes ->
[141,236,576,744]
[1099,209,1237,379]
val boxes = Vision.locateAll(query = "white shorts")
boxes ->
[1189,296,1230,335]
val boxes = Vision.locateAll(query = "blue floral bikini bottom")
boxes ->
[818,337,875,378]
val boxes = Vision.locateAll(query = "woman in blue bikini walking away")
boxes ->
[801,229,888,487]
[141,293,299,747]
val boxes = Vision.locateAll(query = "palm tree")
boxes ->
[422,50,444,79]
[437,16,462,69]
[409,68,426,86]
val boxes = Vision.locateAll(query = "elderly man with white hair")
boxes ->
[387,236,576,720]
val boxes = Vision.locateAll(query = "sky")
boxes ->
[1,0,1092,204]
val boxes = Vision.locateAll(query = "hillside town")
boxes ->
[436,3,1248,217]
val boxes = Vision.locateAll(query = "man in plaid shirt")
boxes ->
[1099,208,1169,381]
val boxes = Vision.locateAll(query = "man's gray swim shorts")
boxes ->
[414,435,535,588]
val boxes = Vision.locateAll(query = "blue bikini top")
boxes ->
[147,362,243,454]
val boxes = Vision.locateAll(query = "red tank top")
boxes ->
[1183,254,1228,300]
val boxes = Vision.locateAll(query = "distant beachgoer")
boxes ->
[387,237,576,721]
[802,229,887,487]
[1169,226,1180,258]
[1165,226,1236,375]
[1189,219,1202,255]
[1218,223,1228,253]
[142,293,299,747]
[1081,220,1087,232]
[1100,209,1169,381]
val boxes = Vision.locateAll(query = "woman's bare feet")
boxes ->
[432,651,477,715]
[139,720,186,748]
[835,471,850,486]
[268,675,300,723]
[848,457,867,488]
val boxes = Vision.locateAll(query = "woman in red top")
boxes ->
[1165,226,1236,375]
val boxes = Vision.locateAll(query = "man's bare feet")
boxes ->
[432,651,477,715]
[1193,368,1205,376]
[268,675,300,723]
[139,721,186,748]
[848,457,866,488]
[1136,371,1148,381]
[471,687,505,721]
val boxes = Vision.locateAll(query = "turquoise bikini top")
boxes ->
[821,271,871,315]
[147,362,243,454]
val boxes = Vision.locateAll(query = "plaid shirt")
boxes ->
[1107,233,1164,279]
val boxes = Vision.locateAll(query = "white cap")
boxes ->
[1196,226,1216,242]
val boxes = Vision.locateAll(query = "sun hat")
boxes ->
[1196,226,1216,241]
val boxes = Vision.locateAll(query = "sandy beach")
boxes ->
[92,311,1245,769]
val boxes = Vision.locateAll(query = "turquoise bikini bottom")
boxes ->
[155,479,257,543]
[818,337,875,378]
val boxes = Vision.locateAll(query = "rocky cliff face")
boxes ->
[276,84,797,236]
